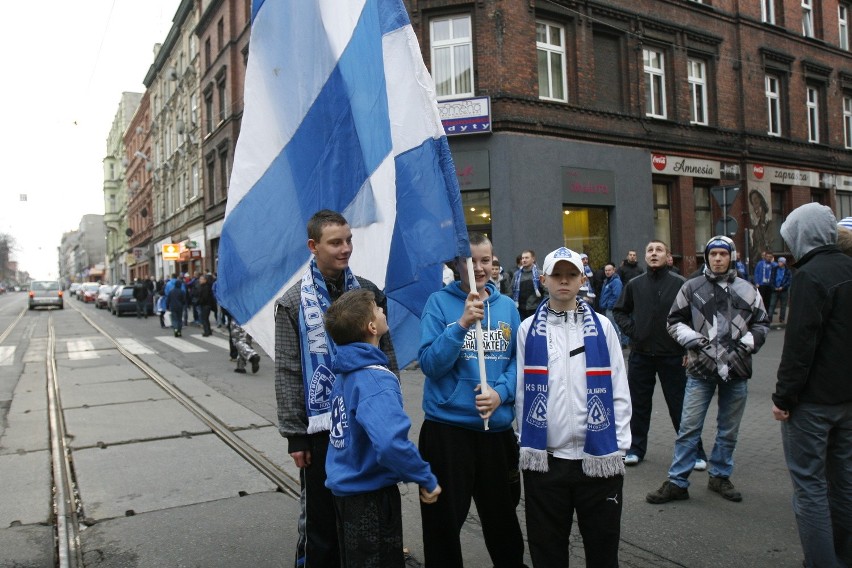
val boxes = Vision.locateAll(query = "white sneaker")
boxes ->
[694,458,708,471]
[623,454,640,466]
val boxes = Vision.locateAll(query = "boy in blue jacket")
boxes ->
[418,232,525,567]
[324,289,440,568]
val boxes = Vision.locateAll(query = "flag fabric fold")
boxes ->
[216,0,470,366]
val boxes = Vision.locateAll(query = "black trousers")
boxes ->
[524,457,623,568]
[295,432,340,568]
[200,305,212,335]
[418,420,524,568]
[627,352,706,461]
[334,485,404,568]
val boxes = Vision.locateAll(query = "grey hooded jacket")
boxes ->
[773,203,852,410]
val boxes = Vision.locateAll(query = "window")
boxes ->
[802,0,814,37]
[190,93,198,126]
[765,75,782,136]
[217,18,224,52]
[643,48,666,118]
[206,158,216,203]
[771,189,787,251]
[219,147,230,201]
[653,182,671,245]
[191,163,200,198]
[218,78,227,122]
[536,21,567,102]
[807,86,819,143]
[189,35,198,60]
[838,191,852,219]
[844,96,852,149]
[204,90,214,133]
[841,4,850,50]
[762,0,776,23]
[431,15,474,99]
[694,186,713,253]
[205,38,211,69]
[688,58,708,125]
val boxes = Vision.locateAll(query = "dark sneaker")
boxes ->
[646,480,689,504]
[234,368,247,374]
[708,476,742,502]
[250,354,260,374]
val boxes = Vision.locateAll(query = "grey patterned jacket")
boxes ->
[667,268,769,381]
[273,275,398,453]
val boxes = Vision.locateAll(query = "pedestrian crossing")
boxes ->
[0,332,237,366]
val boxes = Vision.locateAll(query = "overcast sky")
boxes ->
[0,1,181,280]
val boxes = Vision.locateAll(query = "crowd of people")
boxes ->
[260,207,852,568]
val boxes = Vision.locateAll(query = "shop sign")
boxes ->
[438,96,491,136]
[561,167,616,206]
[748,164,819,187]
[836,175,852,191]
[651,154,720,179]
[162,243,180,261]
[452,150,490,190]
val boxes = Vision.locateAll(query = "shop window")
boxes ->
[462,190,492,236]
[536,20,567,102]
[430,14,474,100]
[771,188,787,252]
[653,183,672,246]
[694,186,713,252]
[561,206,610,269]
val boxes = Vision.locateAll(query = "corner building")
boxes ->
[406,0,852,272]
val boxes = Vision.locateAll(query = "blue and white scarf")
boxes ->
[519,299,624,477]
[512,264,542,306]
[299,258,360,433]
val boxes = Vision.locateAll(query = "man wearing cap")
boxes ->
[614,240,706,468]
[773,203,852,568]
[647,236,769,504]
[767,256,792,324]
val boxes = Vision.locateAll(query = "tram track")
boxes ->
[44,301,300,567]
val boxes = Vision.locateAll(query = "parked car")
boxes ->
[28,280,64,310]
[95,285,116,309]
[68,283,82,299]
[80,282,100,303]
[110,285,154,316]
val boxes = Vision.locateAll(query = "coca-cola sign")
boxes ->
[652,154,667,171]
[753,164,765,180]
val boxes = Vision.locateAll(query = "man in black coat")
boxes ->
[132,278,149,319]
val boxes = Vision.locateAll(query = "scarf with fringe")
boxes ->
[512,264,542,307]
[519,299,624,477]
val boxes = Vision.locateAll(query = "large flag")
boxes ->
[216,0,470,366]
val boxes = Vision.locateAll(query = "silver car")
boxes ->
[28,280,64,310]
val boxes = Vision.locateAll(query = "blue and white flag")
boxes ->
[216,0,470,366]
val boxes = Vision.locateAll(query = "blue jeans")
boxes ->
[668,376,748,488]
[782,401,852,568]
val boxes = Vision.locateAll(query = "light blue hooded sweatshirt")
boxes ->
[419,281,520,431]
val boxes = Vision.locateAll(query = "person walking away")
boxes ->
[767,256,791,324]
[274,210,398,568]
[614,241,707,469]
[197,275,216,337]
[516,247,631,568]
[598,263,624,346]
[324,289,441,568]
[132,278,149,319]
[512,249,543,321]
[772,203,852,568]
[418,232,525,568]
[647,236,769,504]
[232,321,260,374]
[166,279,186,337]
[617,250,644,284]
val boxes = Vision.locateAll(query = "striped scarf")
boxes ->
[519,299,624,477]
[512,264,542,306]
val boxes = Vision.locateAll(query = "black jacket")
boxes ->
[773,245,852,410]
[132,281,148,301]
[618,260,644,284]
[613,266,685,357]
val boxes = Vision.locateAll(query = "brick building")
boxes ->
[406,0,852,273]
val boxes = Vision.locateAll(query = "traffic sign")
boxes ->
[714,216,738,237]
[710,185,740,207]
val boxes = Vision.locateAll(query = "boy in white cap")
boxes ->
[516,247,631,567]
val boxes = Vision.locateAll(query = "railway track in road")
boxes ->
[5,302,302,567]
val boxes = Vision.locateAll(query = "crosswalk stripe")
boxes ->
[67,339,97,360]
[191,335,230,351]
[154,336,207,353]
[0,346,15,366]
[115,338,156,355]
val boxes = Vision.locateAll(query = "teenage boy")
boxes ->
[418,232,525,568]
[516,247,631,568]
[324,289,440,568]
[647,236,768,505]
[275,210,398,568]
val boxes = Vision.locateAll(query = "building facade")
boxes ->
[124,90,154,281]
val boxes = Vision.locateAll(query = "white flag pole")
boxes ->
[466,257,489,431]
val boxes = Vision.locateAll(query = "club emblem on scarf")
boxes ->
[308,364,335,413]
[526,393,548,428]
[587,395,611,432]
[329,395,348,449]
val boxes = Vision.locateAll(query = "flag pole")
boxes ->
[466,258,489,431]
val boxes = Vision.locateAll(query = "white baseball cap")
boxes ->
[542,247,584,275]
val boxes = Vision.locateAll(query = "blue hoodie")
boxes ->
[325,342,437,497]
[419,281,519,431]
